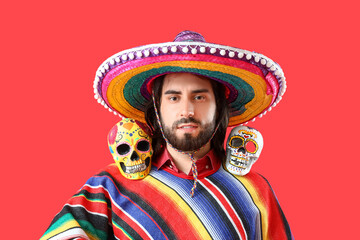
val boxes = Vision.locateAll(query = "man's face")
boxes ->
[159,73,217,151]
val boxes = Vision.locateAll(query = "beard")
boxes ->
[162,117,216,151]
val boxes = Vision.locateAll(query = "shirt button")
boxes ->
[205,165,209,169]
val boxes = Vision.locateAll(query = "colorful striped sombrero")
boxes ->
[93,31,286,127]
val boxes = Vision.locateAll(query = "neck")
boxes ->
[166,142,211,174]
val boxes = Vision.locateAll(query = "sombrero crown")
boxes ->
[93,31,286,126]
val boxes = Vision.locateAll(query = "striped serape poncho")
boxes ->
[41,164,293,240]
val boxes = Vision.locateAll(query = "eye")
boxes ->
[194,95,205,101]
[117,143,130,156]
[137,140,150,152]
[245,141,257,153]
[169,96,178,101]
[230,137,244,148]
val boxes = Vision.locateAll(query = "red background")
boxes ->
[1,0,359,239]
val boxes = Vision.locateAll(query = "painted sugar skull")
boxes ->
[225,126,263,176]
[108,118,152,180]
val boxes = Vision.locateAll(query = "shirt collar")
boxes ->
[152,147,221,179]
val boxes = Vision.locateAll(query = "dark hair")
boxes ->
[145,74,229,160]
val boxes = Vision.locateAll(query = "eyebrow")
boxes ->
[164,90,181,95]
[192,89,209,94]
[164,89,210,95]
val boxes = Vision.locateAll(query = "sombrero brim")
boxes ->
[94,41,286,127]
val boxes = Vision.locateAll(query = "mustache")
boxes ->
[172,117,201,129]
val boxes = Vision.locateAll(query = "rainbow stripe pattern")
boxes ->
[41,164,293,240]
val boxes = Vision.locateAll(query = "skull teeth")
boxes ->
[124,163,147,174]
[230,157,248,169]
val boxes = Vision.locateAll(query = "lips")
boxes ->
[176,123,199,132]
[177,124,198,129]
[173,117,201,128]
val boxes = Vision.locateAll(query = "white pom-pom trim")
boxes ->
[162,47,168,53]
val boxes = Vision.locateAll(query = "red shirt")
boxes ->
[152,148,222,179]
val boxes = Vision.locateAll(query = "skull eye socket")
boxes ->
[245,140,258,153]
[117,143,131,156]
[137,140,150,152]
[229,137,244,148]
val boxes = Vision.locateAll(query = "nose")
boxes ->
[179,100,194,118]
[238,147,246,154]
[130,151,139,161]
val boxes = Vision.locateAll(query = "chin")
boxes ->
[178,132,199,139]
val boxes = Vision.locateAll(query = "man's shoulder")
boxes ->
[225,170,275,193]
[92,163,119,177]
[86,163,154,188]
[83,163,130,188]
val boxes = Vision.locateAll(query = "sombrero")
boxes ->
[93,30,286,127]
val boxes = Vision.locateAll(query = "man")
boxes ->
[41,31,293,239]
